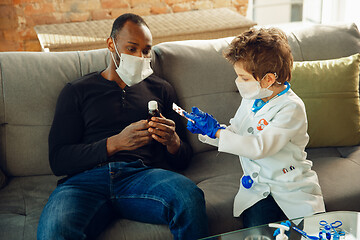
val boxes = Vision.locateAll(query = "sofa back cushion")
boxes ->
[282,23,360,61]
[292,53,360,147]
[152,38,241,153]
[0,49,110,176]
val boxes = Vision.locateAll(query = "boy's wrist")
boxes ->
[215,129,221,138]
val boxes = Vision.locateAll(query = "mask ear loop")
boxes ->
[110,37,121,68]
[261,73,278,89]
[274,72,278,79]
[273,72,283,85]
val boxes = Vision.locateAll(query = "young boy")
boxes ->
[184,28,325,227]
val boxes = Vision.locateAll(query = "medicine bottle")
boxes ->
[148,100,160,121]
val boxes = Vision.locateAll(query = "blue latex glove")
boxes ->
[273,220,291,237]
[184,107,207,136]
[183,107,224,139]
[186,120,205,135]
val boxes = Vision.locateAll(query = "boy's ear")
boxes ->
[265,73,277,85]
[107,37,115,52]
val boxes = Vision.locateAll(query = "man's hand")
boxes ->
[106,120,152,156]
[148,113,181,155]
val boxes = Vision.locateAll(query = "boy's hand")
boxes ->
[184,107,224,139]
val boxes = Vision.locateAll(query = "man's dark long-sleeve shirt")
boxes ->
[49,72,192,177]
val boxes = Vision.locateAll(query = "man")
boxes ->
[37,13,209,240]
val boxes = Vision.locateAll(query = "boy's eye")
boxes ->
[127,47,137,52]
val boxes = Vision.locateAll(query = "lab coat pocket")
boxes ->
[276,167,302,183]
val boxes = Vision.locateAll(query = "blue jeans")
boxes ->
[242,195,288,228]
[37,160,209,240]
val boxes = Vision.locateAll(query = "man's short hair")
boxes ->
[223,28,293,84]
[110,13,149,40]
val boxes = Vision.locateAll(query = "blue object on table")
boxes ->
[241,175,254,189]
[319,220,345,240]
[184,107,225,139]
[273,220,291,237]
[292,226,320,240]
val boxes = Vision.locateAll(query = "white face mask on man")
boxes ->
[110,38,153,87]
[235,74,274,99]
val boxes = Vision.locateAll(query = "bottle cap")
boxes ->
[269,223,290,240]
[148,100,158,111]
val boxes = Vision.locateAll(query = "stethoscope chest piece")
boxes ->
[242,175,254,189]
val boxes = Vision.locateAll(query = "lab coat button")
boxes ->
[263,191,270,197]
[252,172,258,178]
[247,127,253,133]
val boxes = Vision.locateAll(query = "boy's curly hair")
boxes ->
[223,28,293,84]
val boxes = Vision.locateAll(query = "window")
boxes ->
[247,0,359,25]
[247,0,304,25]
[303,0,360,24]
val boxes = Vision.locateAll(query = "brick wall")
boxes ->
[0,0,248,52]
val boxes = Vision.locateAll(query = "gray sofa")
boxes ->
[0,22,359,240]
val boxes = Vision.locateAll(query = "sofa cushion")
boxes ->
[152,38,241,154]
[292,23,360,61]
[291,53,360,147]
[0,52,80,176]
[266,22,360,61]
[0,175,59,240]
[0,49,109,176]
[306,145,360,212]
[98,220,171,240]
[182,151,241,184]
[310,149,360,212]
[197,173,242,235]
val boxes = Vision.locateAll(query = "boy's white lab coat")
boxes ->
[199,89,325,221]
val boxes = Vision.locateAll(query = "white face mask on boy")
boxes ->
[110,38,153,87]
[235,74,274,99]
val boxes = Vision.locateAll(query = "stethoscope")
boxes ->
[251,81,291,113]
[242,82,291,189]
